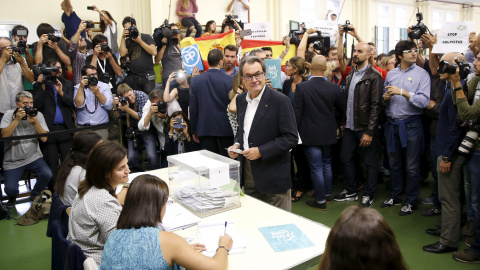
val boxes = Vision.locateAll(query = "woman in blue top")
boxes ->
[100,174,233,270]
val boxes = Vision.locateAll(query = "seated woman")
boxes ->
[202,20,217,37]
[227,72,244,137]
[100,174,233,270]
[177,0,202,38]
[318,206,407,270]
[67,141,130,265]
[163,70,191,116]
[54,130,103,205]
[164,111,196,155]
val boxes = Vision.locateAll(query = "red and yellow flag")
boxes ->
[180,30,236,60]
[241,39,296,65]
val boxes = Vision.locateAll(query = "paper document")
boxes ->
[197,220,247,257]
[258,224,315,252]
[161,203,200,232]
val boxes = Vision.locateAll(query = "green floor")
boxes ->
[1,176,479,269]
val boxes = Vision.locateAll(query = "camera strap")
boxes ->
[97,58,113,89]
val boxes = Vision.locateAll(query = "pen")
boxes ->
[224,221,228,235]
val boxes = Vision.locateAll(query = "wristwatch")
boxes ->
[442,156,450,163]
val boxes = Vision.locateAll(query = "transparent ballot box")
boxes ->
[167,150,241,218]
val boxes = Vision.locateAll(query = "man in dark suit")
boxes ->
[294,55,345,210]
[190,49,234,157]
[33,59,74,187]
[228,56,298,211]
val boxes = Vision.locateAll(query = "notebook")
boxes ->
[197,220,247,257]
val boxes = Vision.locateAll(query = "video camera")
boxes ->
[127,18,139,39]
[289,29,330,56]
[437,59,471,80]
[224,14,238,29]
[32,63,60,85]
[153,19,181,47]
[408,8,429,40]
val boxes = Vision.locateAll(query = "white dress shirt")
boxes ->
[229,0,250,23]
[242,86,265,150]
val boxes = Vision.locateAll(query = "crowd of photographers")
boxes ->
[2,0,480,264]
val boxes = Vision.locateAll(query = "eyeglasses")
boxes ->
[243,72,264,81]
[403,49,419,54]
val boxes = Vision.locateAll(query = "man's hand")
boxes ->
[80,76,88,88]
[105,52,113,60]
[383,92,393,101]
[427,100,436,109]
[385,85,402,96]
[37,74,44,84]
[284,36,291,51]
[47,40,59,50]
[38,34,48,46]
[161,37,168,48]
[78,21,87,32]
[440,160,451,174]
[450,65,461,84]
[54,79,63,94]
[242,147,261,160]
[306,28,316,35]
[421,33,436,51]
[15,108,26,121]
[228,144,240,159]
[13,52,25,65]
[192,66,200,76]
[359,134,373,147]
[1,46,13,61]
[89,85,100,95]
[122,29,129,38]
[93,45,102,56]
[26,115,38,125]
[266,77,273,88]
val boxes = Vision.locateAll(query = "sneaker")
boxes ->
[5,197,16,208]
[421,205,441,216]
[462,220,475,237]
[380,198,401,208]
[361,196,374,208]
[398,204,415,216]
[333,190,358,202]
[453,249,480,263]
[306,200,327,211]
[421,194,435,205]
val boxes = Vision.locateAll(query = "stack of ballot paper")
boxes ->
[174,186,238,213]
[197,220,247,257]
[161,203,200,232]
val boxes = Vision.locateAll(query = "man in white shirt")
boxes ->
[227,0,250,28]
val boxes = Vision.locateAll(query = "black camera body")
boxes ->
[100,43,111,52]
[342,20,353,32]
[32,63,60,85]
[120,56,132,75]
[47,33,61,43]
[119,97,129,106]
[408,10,427,40]
[87,74,98,87]
[127,18,139,39]
[155,100,168,114]
[85,21,95,29]
[99,73,112,84]
[1,45,20,54]
[16,105,38,120]
[153,19,181,47]
[438,60,471,80]
[17,39,27,55]
[125,126,140,148]
[289,29,330,55]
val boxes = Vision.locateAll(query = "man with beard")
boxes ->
[86,35,122,93]
[221,45,239,76]
[382,40,430,216]
[33,59,74,186]
[68,21,93,85]
[332,42,383,208]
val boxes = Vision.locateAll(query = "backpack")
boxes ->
[18,190,52,226]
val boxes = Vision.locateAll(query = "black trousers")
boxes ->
[41,124,73,190]
[200,136,234,157]
[181,17,203,38]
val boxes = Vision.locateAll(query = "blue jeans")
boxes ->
[467,151,480,255]
[303,145,332,203]
[385,121,424,206]
[4,157,52,198]
[127,130,160,170]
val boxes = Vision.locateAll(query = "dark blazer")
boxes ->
[190,69,233,137]
[235,87,298,194]
[33,78,75,130]
[294,77,345,146]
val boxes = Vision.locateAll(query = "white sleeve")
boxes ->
[138,100,151,131]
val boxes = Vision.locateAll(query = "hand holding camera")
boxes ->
[0,46,13,61]
[15,108,26,121]
[93,45,102,56]
[78,21,87,32]
[168,72,177,82]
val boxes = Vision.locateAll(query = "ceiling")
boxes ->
[426,0,480,4]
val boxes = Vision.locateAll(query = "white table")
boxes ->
[130,169,331,270]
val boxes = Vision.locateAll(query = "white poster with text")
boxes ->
[432,21,474,54]
[244,22,271,40]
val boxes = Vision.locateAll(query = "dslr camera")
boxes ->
[408,9,428,40]
[342,20,353,32]
[120,56,132,75]
[224,14,238,29]
[86,74,98,87]
[15,105,38,120]
[47,31,61,43]
[99,73,112,84]
[289,29,330,56]
[12,29,28,54]
[125,127,140,148]
[85,21,95,29]
[127,18,139,39]
[0,45,20,54]
[437,59,471,80]
[153,19,181,47]
[119,97,129,106]
[100,43,111,52]
[154,100,168,114]
[32,63,60,85]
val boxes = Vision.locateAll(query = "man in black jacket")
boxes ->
[33,59,74,185]
[294,55,345,210]
[332,42,383,208]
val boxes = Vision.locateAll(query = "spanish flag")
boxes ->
[241,39,296,65]
[180,30,236,61]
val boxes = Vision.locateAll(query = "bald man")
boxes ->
[332,42,384,208]
[423,53,467,254]
[294,56,345,210]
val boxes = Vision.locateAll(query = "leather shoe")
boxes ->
[423,241,457,253]
[426,228,441,237]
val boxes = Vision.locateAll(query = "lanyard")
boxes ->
[97,58,107,74]
[333,75,342,85]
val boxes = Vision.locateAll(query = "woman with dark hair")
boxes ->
[164,111,196,155]
[67,141,130,265]
[202,20,217,37]
[54,130,103,205]
[282,56,312,202]
[163,70,191,115]
[318,206,407,270]
[91,5,119,58]
[100,174,233,270]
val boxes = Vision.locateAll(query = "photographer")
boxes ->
[74,65,113,141]
[227,0,250,29]
[164,111,196,155]
[138,90,181,168]
[119,17,157,95]
[32,59,74,185]
[177,0,202,38]
[87,35,122,93]
[68,21,94,85]
[60,0,84,39]
[113,83,159,171]
[11,25,34,69]
[1,91,51,208]
[32,23,71,67]
[155,23,182,85]
[450,53,480,263]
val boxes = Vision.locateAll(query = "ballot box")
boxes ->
[167,150,241,218]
